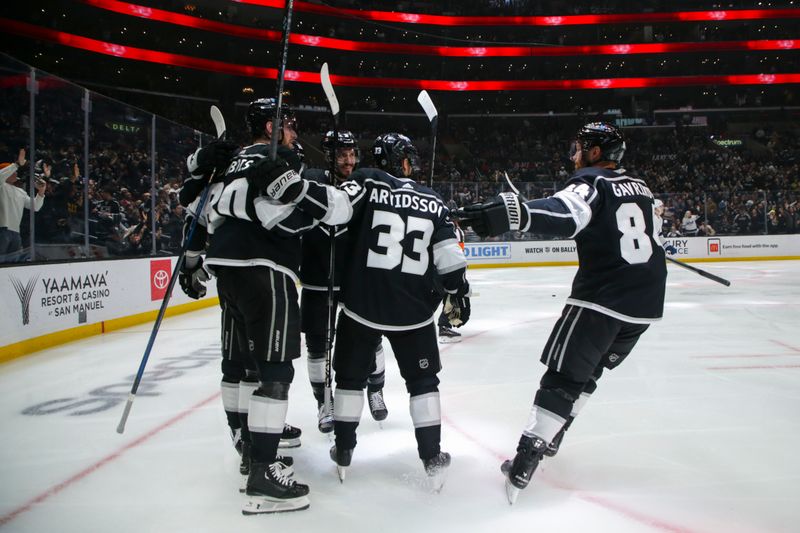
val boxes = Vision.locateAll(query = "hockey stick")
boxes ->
[417,90,438,188]
[117,106,226,434]
[320,62,339,440]
[269,0,295,161]
[666,256,731,287]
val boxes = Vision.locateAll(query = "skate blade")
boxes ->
[337,465,346,483]
[242,495,310,515]
[505,480,520,505]
[278,437,301,449]
[427,470,448,493]
[438,337,462,344]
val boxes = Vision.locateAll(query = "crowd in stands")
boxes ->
[2,87,799,263]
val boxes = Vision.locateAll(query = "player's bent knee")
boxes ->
[406,376,440,397]
[255,360,295,385]
[221,358,245,382]
[255,381,290,400]
[305,334,329,354]
[336,378,367,390]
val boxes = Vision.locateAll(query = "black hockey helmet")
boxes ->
[575,122,626,164]
[246,98,295,138]
[372,132,421,177]
[322,130,360,166]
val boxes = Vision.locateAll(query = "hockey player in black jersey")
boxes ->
[327,133,470,490]
[178,124,301,497]
[300,130,388,433]
[242,132,470,491]
[459,122,667,504]
[200,97,357,514]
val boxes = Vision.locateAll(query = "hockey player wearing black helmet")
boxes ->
[195,96,349,514]
[372,132,421,178]
[300,129,389,433]
[459,121,666,504]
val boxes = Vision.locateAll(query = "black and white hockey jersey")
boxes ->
[299,168,349,292]
[205,143,351,281]
[337,168,468,331]
[521,167,666,323]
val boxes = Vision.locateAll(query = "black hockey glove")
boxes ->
[249,156,304,203]
[443,293,471,327]
[189,140,239,177]
[179,256,210,299]
[458,193,529,238]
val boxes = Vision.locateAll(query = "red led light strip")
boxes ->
[81,0,799,58]
[235,0,800,27]
[2,19,798,91]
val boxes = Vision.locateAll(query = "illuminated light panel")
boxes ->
[81,0,800,57]
[2,19,798,91]
[234,0,800,27]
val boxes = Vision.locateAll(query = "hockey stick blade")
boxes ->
[666,256,731,286]
[417,90,438,122]
[210,105,226,140]
[320,63,340,118]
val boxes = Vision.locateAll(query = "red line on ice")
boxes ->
[0,392,221,529]
[442,323,699,533]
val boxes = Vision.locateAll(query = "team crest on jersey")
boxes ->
[419,358,429,369]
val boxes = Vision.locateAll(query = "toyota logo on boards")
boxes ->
[150,259,172,301]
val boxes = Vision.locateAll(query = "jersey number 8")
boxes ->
[367,210,433,275]
[615,203,656,265]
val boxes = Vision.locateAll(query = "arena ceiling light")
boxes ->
[80,0,799,58]
[3,19,798,91]
[235,0,800,27]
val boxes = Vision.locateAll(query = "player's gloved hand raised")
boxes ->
[179,256,210,299]
[188,140,239,177]
[249,156,304,203]
[664,244,678,255]
[458,192,529,238]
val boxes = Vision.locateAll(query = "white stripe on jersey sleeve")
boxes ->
[320,186,360,225]
[433,238,467,274]
[552,189,594,238]
[253,196,295,229]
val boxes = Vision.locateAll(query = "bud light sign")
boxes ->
[464,243,511,260]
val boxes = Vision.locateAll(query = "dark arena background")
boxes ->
[0,2,799,532]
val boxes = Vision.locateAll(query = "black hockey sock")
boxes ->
[334,421,359,451]
[415,425,441,461]
[239,414,251,443]
[250,432,281,464]
[227,411,241,432]
[367,371,385,393]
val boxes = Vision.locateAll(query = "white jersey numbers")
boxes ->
[366,210,433,276]
[615,203,653,265]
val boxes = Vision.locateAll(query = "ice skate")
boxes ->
[317,401,334,434]
[279,423,302,448]
[242,461,309,515]
[544,417,573,458]
[438,325,462,344]
[368,389,388,423]
[423,451,451,493]
[501,436,547,504]
[329,445,353,483]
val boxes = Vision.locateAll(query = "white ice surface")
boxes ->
[1,261,799,533]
